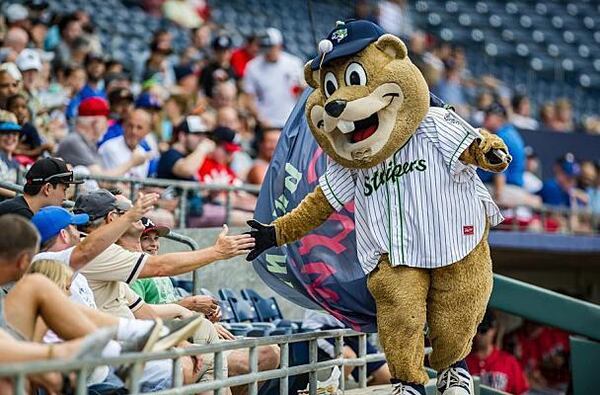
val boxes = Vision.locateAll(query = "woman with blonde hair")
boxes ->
[26,259,74,294]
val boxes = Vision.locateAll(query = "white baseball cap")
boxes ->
[260,28,283,47]
[4,4,29,23]
[16,49,42,72]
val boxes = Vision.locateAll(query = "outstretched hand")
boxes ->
[213,224,255,259]
[245,219,277,261]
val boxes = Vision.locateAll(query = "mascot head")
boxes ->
[305,20,430,169]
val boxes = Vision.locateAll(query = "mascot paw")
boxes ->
[245,219,277,261]
[476,131,509,173]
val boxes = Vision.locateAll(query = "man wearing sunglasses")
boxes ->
[0,157,83,219]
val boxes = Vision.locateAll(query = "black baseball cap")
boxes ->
[73,189,131,221]
[25,158,84,186]
[212,34,233,50]
[108,87,134,105]
[310,19,385,70]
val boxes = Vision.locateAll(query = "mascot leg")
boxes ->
[427,226,493,394]
[367,256,430,386]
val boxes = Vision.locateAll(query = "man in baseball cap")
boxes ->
[32,206,89,246]
[73,189,132,222]
[0,157,82,219]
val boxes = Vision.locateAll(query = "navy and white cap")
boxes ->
[310,19,385,70]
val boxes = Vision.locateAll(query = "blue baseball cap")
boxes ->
[135,92,162,110]
[31,206,89,244]
[310,19,385,70]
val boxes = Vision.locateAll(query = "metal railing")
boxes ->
[77,174,260,228]
[0,329,391,395]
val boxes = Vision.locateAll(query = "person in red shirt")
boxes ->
[467,311,529,394]
[230,34,260,78]
[505,321,570,392]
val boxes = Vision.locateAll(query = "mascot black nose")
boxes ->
[325,100,347,117]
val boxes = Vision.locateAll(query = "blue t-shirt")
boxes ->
[539,179,570,207]
[478,124,525,187]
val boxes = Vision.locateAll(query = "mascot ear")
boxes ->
[304,61,320,89]
[375,34,408,60]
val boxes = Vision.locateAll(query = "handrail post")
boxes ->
[76,367,88,394]
[179,187,188,229]
[308,338,318,395]
[358,334,367,388]
[225,189,232,226]
[172,356,184,388]
[14,373,26,395]
[279,342,289,395]
[334,335,345,390]
[248,345,258,395]
[214,351,224,395]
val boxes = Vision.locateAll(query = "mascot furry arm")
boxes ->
[246,34,508,260]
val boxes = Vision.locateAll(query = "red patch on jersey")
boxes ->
[463,225,474,235]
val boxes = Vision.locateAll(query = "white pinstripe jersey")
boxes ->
[319,107,503,274]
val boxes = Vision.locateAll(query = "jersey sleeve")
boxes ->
[80,244,148,284]
[122,283,145,313]
[422,108,478,180]
[318,158,356,211]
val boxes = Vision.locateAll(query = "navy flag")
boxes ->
[252,89,377,333]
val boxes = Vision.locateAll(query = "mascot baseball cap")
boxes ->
[310,19,385,70]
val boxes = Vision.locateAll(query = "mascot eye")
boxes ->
[323,72,338,98]
[344,62,367,86]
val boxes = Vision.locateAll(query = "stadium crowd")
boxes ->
[0,0,594,394]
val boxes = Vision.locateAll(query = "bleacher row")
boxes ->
[175,280,303,336]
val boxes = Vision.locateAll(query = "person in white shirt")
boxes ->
[99,108,155,179]
[243,28,305,127]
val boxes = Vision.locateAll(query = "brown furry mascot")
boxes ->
[247,20,509,395]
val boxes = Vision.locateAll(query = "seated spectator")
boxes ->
[579,161,600,215]
[378,0,414,40]
[504,321,570,393]
[193,127,256,227]
[200,34,235,99]
[0,157,82,218]
[142,38,176,88]
[539,102,563,131]
[408,30,443,88]
[97,87,135,146]
[302,310,391,386]
[554,98,575,132]
[522,147,542,195]
[53,13,83,68]
[162,93,192,145]
[478,102,542,209]
[247,127,281,185]
[57,97,148,176]
[539,154,587,208]
[6,93,53,165]
[510,94,539,130]
[466,311,529,394]
[0,68,20,108]
[230,34,260,79]
[158,115,215,181]
[432,59,468,116]
[65,52,107,119]
[0,111,22,199]
[15,48,44,122]
[99,108,154,179]
[212,80,238,109]
[173,64,199,96]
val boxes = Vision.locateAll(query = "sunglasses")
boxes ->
[28,171,74,184]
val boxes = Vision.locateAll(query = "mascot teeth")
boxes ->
[337,120,356,134]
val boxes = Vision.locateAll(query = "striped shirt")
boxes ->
[319,107,503,274]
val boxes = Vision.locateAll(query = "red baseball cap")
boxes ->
[78,97,110,117]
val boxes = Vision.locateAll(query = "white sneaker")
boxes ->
[436,367,474,395]
[392,382,425,395]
